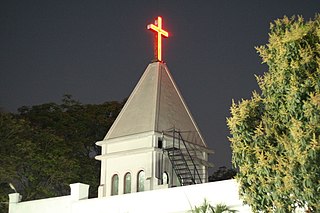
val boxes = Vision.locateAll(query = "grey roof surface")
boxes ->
[105,62,206,147]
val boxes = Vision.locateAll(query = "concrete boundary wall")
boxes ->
[8,195,71,213]
[9,180,251,213]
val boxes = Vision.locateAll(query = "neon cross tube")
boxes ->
[147,16,169,62]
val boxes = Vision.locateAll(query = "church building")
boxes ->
[96,17,214,197]
[95,61,213,197]
[95,16,212,198]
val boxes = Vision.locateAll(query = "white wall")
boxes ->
[9,180,251,213]
[97,133,157,197]
[9,195,71,213]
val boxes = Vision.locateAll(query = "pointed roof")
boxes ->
[105,62,206,147]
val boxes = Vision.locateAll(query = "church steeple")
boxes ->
[96,62,212,198]
[95,16,212,198]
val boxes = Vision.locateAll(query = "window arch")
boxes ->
[124,172,131,194]
[137,170,145,192]
[163,171,169,184]
[111,174,119,196]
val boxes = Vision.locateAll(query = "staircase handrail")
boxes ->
[177,131,203,184]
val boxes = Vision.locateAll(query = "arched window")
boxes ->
[111,174,119,196]
[124,172,131,194]
[137,170,145,192]
[163,172,169,184]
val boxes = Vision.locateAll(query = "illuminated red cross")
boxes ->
[147,16,169,62]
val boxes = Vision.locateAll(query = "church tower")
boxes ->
[95,17,212,198]
[95,62,212,197]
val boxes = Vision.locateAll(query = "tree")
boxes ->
[16,95,124,198]
[0,112,24,213]
[227,15,320,212]
[208,166,237,182]
[0,95,124,211]
[0,110,80,206]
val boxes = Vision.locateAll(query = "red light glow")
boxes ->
[147,16,169,61]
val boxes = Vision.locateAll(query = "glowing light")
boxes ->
[147,16,169,61]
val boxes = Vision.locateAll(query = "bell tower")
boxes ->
[95,17,212,198]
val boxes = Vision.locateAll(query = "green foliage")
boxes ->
[208,166,237,182]
[213,204,237,213]
[190,199,237,213]
[0,95,123,209]
[227,15,320,212]
[0,113,24,213]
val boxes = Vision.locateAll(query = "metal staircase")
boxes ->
[165,147,196,185]
[163,129,211,186]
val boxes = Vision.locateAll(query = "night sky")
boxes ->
[1,1,319,170]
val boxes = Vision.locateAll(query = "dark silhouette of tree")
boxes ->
[0,95,124,213]
[208,166,237,182]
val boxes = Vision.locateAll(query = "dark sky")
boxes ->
[0,1,319,170]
